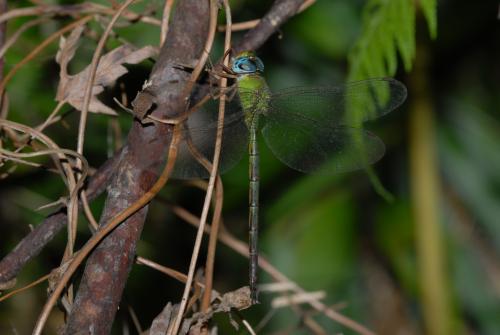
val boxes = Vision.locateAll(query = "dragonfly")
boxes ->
[170,51,407,304]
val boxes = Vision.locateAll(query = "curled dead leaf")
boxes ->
[217,286,252,311]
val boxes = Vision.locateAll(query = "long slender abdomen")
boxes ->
[248,124,259,304]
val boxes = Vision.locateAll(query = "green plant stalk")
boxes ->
[409,48,455,335]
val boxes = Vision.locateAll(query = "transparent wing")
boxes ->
[172,95,248,180]
[268,78,407,125]
[262,119,385,174]
[261,78,406,174]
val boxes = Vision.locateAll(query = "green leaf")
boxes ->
[346,0,422,200]
[348,0,417,80]
[421,0,438,39]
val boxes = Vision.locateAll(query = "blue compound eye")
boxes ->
[232,56,264,74]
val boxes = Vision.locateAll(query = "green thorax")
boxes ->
[236,74,271,128]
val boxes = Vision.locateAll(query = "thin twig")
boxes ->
[0,274,50,303]
[136,256,206,291]
[201,0,232,312]
[81,190,99,231]
[241,319,257,335]
[127,304,143,334]
[160,0,175,46]
[219,19,259,32]
[218,0,316,32]
[271,291,327,308]
[35,100,66,134]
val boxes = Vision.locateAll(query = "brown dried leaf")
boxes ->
[216,286,252,312]
[56,24,84,79]
[149,302,175,335]
[56,34,158,115]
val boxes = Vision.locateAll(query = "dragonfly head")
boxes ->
[231,51,264,76]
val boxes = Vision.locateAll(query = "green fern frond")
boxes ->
[345,0,437,201]
[421,0,438,38]
[347,0,417,81]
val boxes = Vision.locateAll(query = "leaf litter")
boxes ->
[148,287,252,335]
